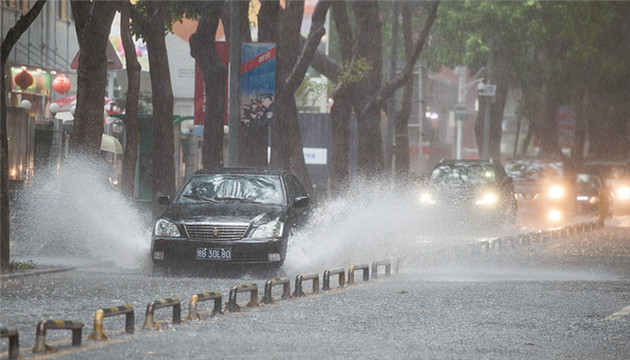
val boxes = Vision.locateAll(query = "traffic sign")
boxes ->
[455,102,468,121]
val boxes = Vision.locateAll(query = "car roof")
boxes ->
[191,168,292,177]
[436,159,502,167]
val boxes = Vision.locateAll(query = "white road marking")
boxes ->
[605,305,630,320]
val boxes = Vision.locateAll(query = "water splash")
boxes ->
[11,155,151,269]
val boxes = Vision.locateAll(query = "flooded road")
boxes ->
[2,219,629,359]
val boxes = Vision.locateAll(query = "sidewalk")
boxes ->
[0,255,81,281]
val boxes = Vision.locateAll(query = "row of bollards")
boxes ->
[1,259,397,359]
[473,220,605,253]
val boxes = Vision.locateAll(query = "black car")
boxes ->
[151,168,311,272]
[583,160,630,216]
[576,173,605,216]
[418,159,517,225]
[504,156,577,225]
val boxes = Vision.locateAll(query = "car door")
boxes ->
[284,173,311,232]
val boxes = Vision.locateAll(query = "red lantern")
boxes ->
[14,69,34,90]
[52,74,72,94]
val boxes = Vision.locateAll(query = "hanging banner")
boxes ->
[239,43,276,128]
[193,42,276,129]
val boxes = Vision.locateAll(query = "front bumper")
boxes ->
[151,236,287,266]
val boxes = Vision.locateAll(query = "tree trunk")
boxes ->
[70,1,117,155]
[536,82,560,156]
[0,0,47,271]
[119,1,141,199]
[520,118,534,156]
[488,52,510,160]
[352,1,384,176]
[328,1,354,193]
[258,0,279,42]
[132,1,176,217]
[394,2,414,177]
[571,85,587,167]
[270,0,327,193]
[329,85,353,193]
[190,2,227,169]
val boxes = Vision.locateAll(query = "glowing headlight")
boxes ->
[155,219,181,237]
[617,186,630,200]
[251,220,284,238]
[476,192,498,206]
[548,209,562,222]
[548,185,565,199]
[419,192,437,205]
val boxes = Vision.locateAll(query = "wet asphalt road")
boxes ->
[1,220,630,359]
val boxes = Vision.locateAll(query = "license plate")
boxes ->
[196,248,232,260]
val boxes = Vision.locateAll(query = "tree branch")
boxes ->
[365,1,439,115]
[285,0,331,93]
[1,0,47,62]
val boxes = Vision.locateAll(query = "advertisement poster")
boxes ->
[239,43,276,128]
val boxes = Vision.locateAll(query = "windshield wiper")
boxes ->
[214,196,264,204]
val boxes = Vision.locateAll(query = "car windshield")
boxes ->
[505,160,563,181]
[577,175,600,193]
[176,174,284,205]
[429,164,497,185]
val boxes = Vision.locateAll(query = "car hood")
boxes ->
[425,183,499,202]
[159,203,286,225]
[512,180,545,194]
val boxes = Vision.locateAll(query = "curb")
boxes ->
[0,266,75,281]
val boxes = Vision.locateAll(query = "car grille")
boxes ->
[516,193,539,201]
[184,223,249,241]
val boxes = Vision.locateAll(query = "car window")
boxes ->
[284,173,308,201]
[505,161,563,181]
[429,164,497,184]
[577,175,601,192]
[176,174,284,205]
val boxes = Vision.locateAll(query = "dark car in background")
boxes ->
[504,157,577,225]
[151,168,311,273]
[418,159,517,226]
[583,161,630,216]
[576,173,606,216]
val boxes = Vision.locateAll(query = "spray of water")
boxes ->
[283,177,489,274]
[11,155,151,269]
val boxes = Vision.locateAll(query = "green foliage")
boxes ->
[337,57,373,85]
[131,0,210,40]
[8,259,36,270]
[296,76,331,107]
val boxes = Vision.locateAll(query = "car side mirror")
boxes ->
[293,195,310,208]
[158,194,171,206]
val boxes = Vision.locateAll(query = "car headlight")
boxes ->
[616,186,630,200]
[548,209,562,222]
[475,192,498,206]
[419,192,437,205]
[251,220,284,238]
[155,219,181,237]
[548,185,565,199]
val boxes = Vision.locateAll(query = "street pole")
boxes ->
[227,1,241,167]
[456,67,464,159]
[419,60,428,173]
[482,50,493,160]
